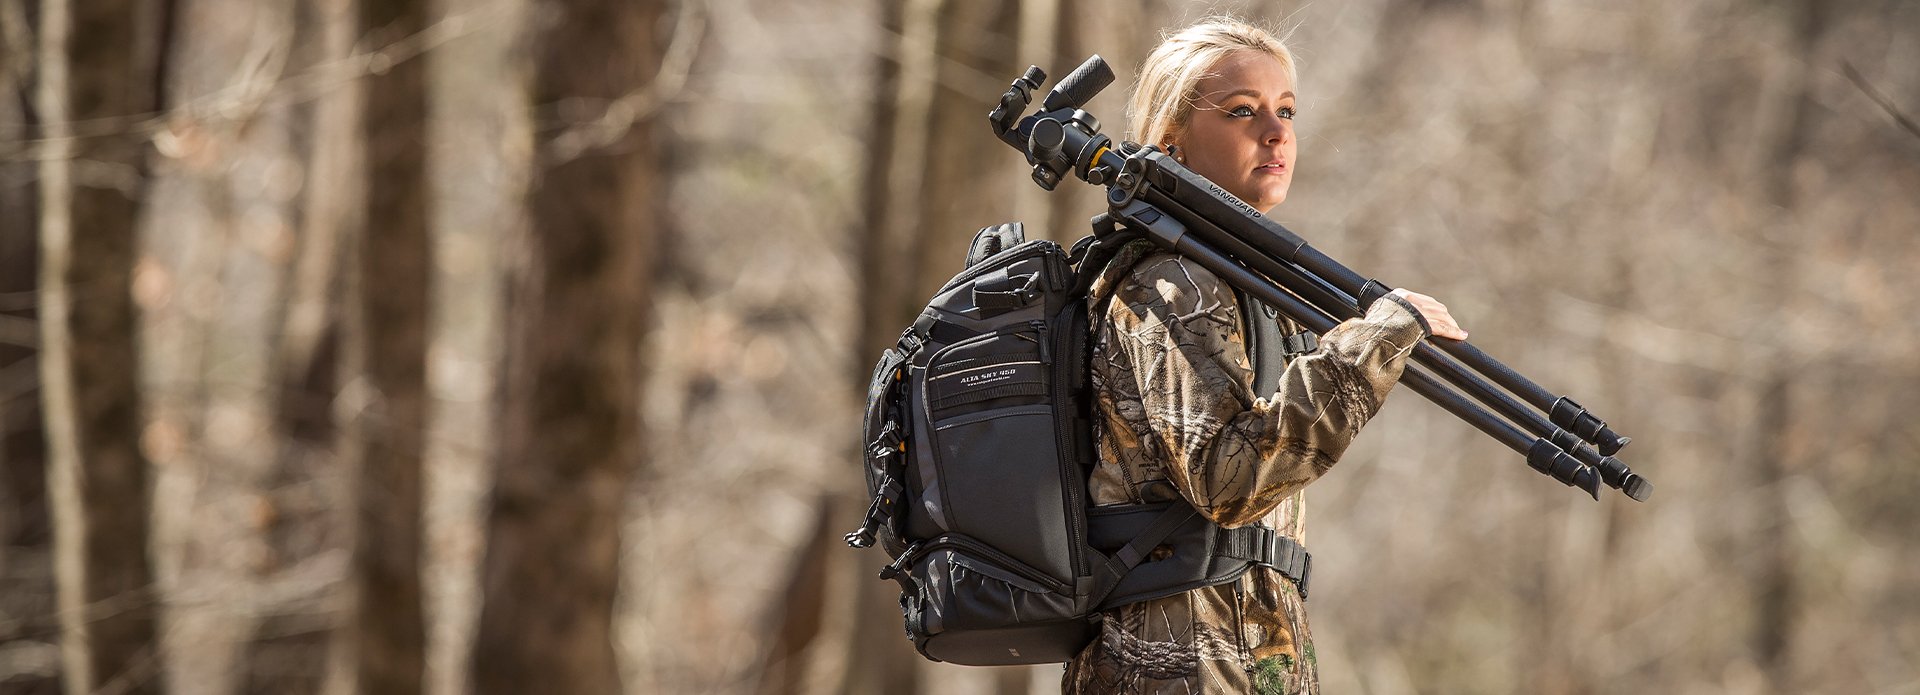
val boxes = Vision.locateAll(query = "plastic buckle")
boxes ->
[845,476,905,549]
[1280,331,1318,357]
[878,541,922,580]
[1264,531,1312,601]
[844,495,883,548]
[897,328,924,355]
[868,421,903,461]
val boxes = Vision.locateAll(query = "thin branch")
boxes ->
[0,311,34,347]
[1841,59,1920,142]
[0,1,515,161]
[0,288,35,311]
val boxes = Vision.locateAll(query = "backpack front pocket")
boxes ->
[897,535,1089,665]
[923,326,1048,417]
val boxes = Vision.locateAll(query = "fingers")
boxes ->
[1389,288,1468,341]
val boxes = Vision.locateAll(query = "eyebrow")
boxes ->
[1222,88,1295,100]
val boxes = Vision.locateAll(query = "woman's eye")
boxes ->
[1278,106,1296,120]
[1229,105,1255,117]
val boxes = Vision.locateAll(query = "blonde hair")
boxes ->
[1126,18,1297,152]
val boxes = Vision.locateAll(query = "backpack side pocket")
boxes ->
[857,347,912,555]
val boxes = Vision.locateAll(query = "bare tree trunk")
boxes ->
[753,498,840,695]
[35,0,166,691]
[1752,3,1829,691]
[236,0,356,692]
[339,0,433,692]
[1,2,62,692]
[855,0,924,362]
[417,0,525,692]
[906,0,1025,300]
[135,0,349,689]
[470,0,666,692]
[844,0,939,691]
[1,0,44,555]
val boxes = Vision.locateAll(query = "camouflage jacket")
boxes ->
[1063,241,1428,695]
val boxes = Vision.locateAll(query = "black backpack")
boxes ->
[846,221,1317,665]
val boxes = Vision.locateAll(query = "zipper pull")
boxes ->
[1030,320,1051,363]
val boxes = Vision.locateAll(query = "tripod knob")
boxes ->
[1028,117,1072,190]
[1030,117,1066,161]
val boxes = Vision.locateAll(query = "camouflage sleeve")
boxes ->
[1105,252,1428,528]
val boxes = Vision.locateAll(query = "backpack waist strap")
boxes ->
[1087,503,1317,608]
[1218,524,1312,601]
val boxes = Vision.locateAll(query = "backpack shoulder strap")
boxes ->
[1237,290,1319,395]
[1238,290,1286,395]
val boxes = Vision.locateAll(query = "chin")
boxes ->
[1251,191,1287,213]
[1261,187,1291,211]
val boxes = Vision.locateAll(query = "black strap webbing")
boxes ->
[1280,331,1317,357]
[1220,525,1314,600]
[911,312,982,348]
[973,267,1040,311]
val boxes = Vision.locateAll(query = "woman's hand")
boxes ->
[1390,288,1468,340]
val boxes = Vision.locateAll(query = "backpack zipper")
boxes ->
[903,534,1069,593]
[1044,311,1090,579]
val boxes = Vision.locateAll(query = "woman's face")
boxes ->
[1167,51,1297,214]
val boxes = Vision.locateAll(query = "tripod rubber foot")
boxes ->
[1622,475,1653,502]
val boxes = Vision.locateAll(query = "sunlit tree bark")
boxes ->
[35,0,166,691]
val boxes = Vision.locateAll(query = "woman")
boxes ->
[1064,18,1468,695]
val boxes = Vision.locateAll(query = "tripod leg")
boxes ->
[1111,199,1643,501]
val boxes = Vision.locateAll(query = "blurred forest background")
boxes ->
[2,0,1918,693]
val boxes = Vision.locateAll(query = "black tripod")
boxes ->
[989,56,1650,502]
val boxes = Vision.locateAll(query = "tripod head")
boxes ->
[990,55,1121,191]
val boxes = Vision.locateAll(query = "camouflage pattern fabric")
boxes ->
[1063,241,1427,694]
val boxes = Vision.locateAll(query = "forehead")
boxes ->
[1194,51,1294,99]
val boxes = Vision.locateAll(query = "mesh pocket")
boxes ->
[902,537,1090,665]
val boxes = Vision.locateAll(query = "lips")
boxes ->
[1255,160,1287,175]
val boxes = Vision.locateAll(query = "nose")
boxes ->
[1263,113,1292,147]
